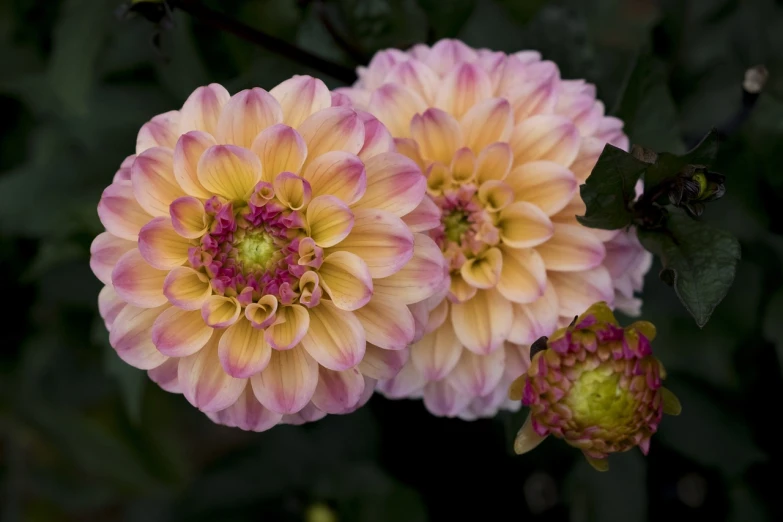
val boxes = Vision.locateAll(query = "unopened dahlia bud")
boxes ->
[509,302,680,471]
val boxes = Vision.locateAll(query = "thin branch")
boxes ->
[170,0,357,84]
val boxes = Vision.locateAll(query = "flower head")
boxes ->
[91,77,445,431]
[340,39,652,418]
[509,302,681,471]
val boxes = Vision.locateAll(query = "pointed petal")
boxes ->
[384,58,440,104]
[269,75,331,127]
[497,246,546,303]
[509,115,580,167]
[273,172,311,210]
[152,307,212,357]
[410,108,463,164]
[460,98,513,152]
[373,233,446,304]
[306,195,354,247]
[497,201,553,248]
[401,196,441,232]
[218,317,272,378]
[336,208,414,278]
[571,137,604,183]
[301,301,365,371]
[297,107,365,162]
[357,111,395,161]
[514,415,548,454]
[508,281,559,345]
[368,83,427,138]
[169,196,208,239]
[178,332,245,412]
[148,358,180,393]
[353,152,426,218]
[173,131,216,198]
[179,84,230,135]
[425,39,477,75]
[136,110,180,154]
[449,344,505,396]
[435,63,493,118]
[201,295,241,328]
[475,142,513,184]
[131,147,186,217]
[250,124,307,182]
[280,402,327,425]
[411,318,463,380]
[311,366,365,414]
[251,346,318,414]
[97,181,153,241]
[98,285,126,330]
[109,304,170,369]
[197,145,262,201]
[460,247,502,289]
[211,385,282,431]
[318,251,373,311]
[138,217,191,270]
[423,380,471,417]
[451,289,513,355]
[90,232,136,285]
[549,267,614,318]
[163,267,211,310]
[216,87,283,148]
[265,304,309,350]
[537,223,605,271]
[359,345,409,380]
[301,151,366,204]
[508,374,527,401]
[506,160,578,216]
[662,387,682,416]
[112,249,167,308]
[353,298,415,351]
[585,455,610,472]
[505,62,559,120]
[376,359,426,398]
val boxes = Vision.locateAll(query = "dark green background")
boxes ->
[1,0,782,520]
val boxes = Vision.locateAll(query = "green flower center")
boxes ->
[443,210,471,244]
[235,230,276,270]
[565,363,636,429]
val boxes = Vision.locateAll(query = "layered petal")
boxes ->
[265,304,309,350]
[451,289,513,354]
[90,232,136,285]
[215,88,283,148]
[269,75,331,128]
[448,344,505,397]
[423,380,471,417]
[353,152,425,217]
[152,307,213,357]
[131,147,185,217]
[112,249,167,308]
[368,83,427,137]
[138,217,191,270]
[311,366,365,414]
[497,201,553,248]
[497,246,546,303]
[98,285,125,330]
[163,267,211,310]
[297,107,365,161]
[506,161,577,216]
[301,301,366,371]
[250,124,307,182]
[211,385,282,432]
[508,282,559,345]
[536,223,605,271]
[197,145,262,201]
[549,267,614,318]
[147,358,181,393]
[460,98,513,152]
[97,181,153,241]
[435,63,493,118]
[353,298,416,351]
[410,109,463,164]
[336,208,414,278]
[109,304,170,369]
[218,317,272,378]
[179,84,230,135]
[318,251,373,311]
[373,234,445,304]
[169,196,208,239]
[509,115,580,167]
[251,346,318,414]
[136,110,180,153]
[173,131,216,199]
[306,195,354,247]
[201,295,241,328]
[358,345,410,380]
[179,332,245,412]
[411,317,462,380]
[301,151,366,204]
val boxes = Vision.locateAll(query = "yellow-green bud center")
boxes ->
[565,363,636,430]
[236,230,276,270]
[443,210,470,244]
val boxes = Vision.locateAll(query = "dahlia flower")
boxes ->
[509,302,681,471]
[91,77,445,431]
[338,39,652,418]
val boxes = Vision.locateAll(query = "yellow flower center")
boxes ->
[235,230,276,270]
[564,362,636,430]
[443,210,471,245]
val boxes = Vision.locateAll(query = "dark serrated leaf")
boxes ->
[576,144,648,230]
[638,210,740,327]
[644,128,720,189]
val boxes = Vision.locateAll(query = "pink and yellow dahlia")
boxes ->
[338,39,652,418]
[91,76,446,431]
[509,302,681,471]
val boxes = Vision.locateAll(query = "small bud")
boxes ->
[668,165,725,218]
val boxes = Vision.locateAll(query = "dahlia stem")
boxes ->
[170,0,357,84]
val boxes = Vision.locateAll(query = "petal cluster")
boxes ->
[338,39,653,418]
[92,77,446,431]
[509,302,681,471]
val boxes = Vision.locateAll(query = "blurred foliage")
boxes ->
[1,0,783,520]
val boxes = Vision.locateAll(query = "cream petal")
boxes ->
[497,201,553,249]
[169,196,208,239]
[353,152,426,218]
[332,87,371,109]
[163,267,211,310]
[250,124,307,182]
[411,317,463,381]
[508,281,559,345]
[109,304,170,369]
[368,83,427,138]
[451,289,513,355]
[301,301,365,371]
[318,251,373,311]
[265,304,309,350]
[509,115,580,167]
[505,62,559,120]
[475,143,513,184]
[335,208,414,278]
[376,359,426,398]
[361,49,410,88]
[98,285,126,330]
[514,414,548,455]
[448,344,505,397]
[311,366,366,414]
[197,145,263,201]
[478,180,514,212]
[245,295,279,330]
[90,232,136,285]
[549,266,614,318]
[178,332,246,412]
[152,307,212,357]
[138,217,190,270]
[373,233,446,304]
[460,98,513,152]
[571,137,604,183]
[384,58,439,103]
[450,273,477,303]
[306,195,354,247]
[450,147,476,184]
[297,107,365,162]
[424,39,477,74]
[422,380,471,417]
[179,84,231,135]
[215,87,283,148]
[357,111,395,161]
[435,63,493,118]
[301,151,366,204]
[280,402,327,425]
[556,93,603,136]
[269,75,331,128]
[352,297,415,351]
[393,137,426,172]
[401,195,441,233]
[136,110,180,154]
[218,317,272,378]
[506,160,577,216]
[460,247,502,289]
[148,358,181,393]
[410,108,463,164]
[201,295,241,328]
[112,249,167,308]
[211,385,282,431]
[536,223,606,271]
[595,116,629,150]
[358,345,409,380]
[497,246,546,304]
[273,172,311,211]
[131,147,186,217]
[251,346,318,414]
[97,181,153,241]
[173,131,216,199]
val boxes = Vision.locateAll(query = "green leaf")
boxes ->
[576,144,648,230]
[417,0,476,38]
[638,210,741,327]
[644,128,720,189]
